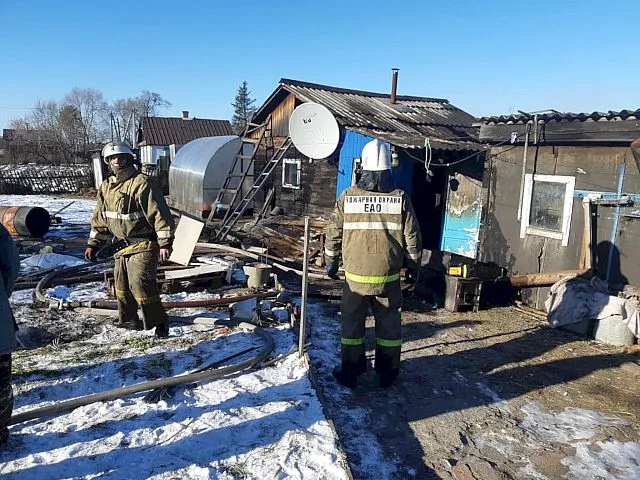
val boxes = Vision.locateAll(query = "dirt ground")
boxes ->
[308,298,640,480]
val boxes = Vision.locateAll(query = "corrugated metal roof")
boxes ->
[139,117,234,146]
[480,109,640,125]
[254,78,480,149]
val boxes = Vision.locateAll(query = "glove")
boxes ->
[405,268,419,284]
[84,246,97,263]
[327,262,340,280]
[159,248,171,263]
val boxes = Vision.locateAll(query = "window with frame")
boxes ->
[521,174,575,246]
[282,158,301,189]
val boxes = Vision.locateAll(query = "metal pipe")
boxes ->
[390,68,399,104]
[517,122,533,222]
[0,206,51,237]
[606,163,626,283]
[299,217,310,356]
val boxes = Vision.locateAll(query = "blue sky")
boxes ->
[0,0,638,130]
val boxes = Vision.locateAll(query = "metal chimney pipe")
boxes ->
[390,68,399,104]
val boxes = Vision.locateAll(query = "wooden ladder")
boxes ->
[213,137,292,242]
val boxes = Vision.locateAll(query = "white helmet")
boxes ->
[361,139,391,171]
[102,141,133,163]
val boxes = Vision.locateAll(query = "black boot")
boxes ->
[114,316,143,331]
[377,369,399,388]
[332,366,358,389]
[154,322,169,339]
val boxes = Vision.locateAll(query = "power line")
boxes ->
[0,106,37,110]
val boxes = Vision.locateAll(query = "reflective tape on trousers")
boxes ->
[345,271,400,284]
[341,337,365,346]
[376,337,402,347]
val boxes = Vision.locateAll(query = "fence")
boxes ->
[0,164,94,194]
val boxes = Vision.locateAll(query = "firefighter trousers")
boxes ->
[114,247,168,330]
[340,280,402,379]
[0,353,12,444]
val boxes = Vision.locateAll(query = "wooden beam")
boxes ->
[480,121,640,144]
[510,269,590,288]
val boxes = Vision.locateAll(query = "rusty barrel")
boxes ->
[0,206,51,237]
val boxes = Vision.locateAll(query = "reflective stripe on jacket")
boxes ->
[88,166,175,249]
[324,185,422,293]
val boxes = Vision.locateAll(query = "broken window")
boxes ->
[521,174,575,246]
[282,158,301,189]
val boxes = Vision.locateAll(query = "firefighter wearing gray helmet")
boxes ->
[86,141,175,338]
[325,139,422,389]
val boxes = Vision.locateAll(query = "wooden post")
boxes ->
[299,216,311,356]
[579,198,593,270]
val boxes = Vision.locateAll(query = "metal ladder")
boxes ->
[213,136,292,242]
[207,116,273,225]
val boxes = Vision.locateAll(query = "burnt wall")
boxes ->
[481,144,640,307]
[254,138,338,219]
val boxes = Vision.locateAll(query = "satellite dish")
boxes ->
[289,102,340,159]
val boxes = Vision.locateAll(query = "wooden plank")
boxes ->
[169,215,205,266]
[164,263,228,280]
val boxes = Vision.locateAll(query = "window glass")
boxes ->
[282,159,300,188]
[529,181,565,232]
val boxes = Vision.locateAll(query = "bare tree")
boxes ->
[62,87,109,154]
[111,91,172,143]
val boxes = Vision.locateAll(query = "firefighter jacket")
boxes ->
[324,185,422,295]
[88,166,175,250]
[0,224,20,355]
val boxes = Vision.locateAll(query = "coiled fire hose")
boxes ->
[10,320,274,425]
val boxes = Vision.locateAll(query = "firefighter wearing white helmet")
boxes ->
[86,141,175,338]
[102,141,134,163]
[324,139,422,389]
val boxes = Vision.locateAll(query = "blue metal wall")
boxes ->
[336,129,413,199]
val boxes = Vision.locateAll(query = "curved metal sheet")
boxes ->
[169,135,241,216]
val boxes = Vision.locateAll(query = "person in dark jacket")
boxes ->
[0,224,21,443]
[85,142,175,338]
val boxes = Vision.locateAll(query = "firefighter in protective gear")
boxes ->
[86,142,175,338]
[325,139,422,389]
[0,224,20,444]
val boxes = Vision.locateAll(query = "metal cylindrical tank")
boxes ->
[169,135,253,218]
[0,206,51,237]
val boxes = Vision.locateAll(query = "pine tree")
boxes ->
[231,81,257,134]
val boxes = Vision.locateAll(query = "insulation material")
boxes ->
[544,276,639,341]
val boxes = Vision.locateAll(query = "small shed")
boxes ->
[168,135,252,218]
[477,109,640,307]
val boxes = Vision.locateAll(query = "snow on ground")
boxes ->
[2,303,349,479]
[0,194,349,479]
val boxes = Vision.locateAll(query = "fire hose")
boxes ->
[10,320,275,425]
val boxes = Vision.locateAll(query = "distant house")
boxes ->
[136,111,234,165]
[250,77,483,255]
[477,109,640,307]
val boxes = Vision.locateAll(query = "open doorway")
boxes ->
[410,162,448,250]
